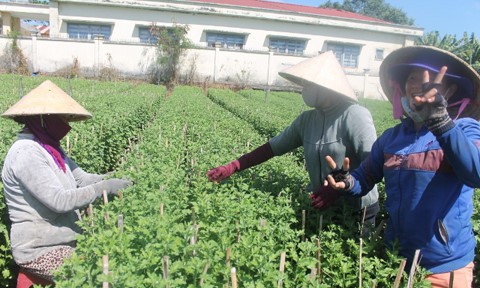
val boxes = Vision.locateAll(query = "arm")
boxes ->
[207,114,304,183]
[206,142,274,182]
[437,118,480,187]
[67,158,105,187]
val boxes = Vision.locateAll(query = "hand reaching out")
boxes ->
[324,155,353,191]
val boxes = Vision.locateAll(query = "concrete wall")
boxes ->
[0,35,389,100]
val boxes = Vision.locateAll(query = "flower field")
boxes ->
[0,74,478,287]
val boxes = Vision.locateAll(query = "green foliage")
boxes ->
[415,32,480,74]
[0,79,477,286]
[150,23,192,87]
[320,0,414,25]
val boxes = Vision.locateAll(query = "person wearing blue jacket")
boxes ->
[315,46,480,287]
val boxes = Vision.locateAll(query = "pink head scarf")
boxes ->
[21,115,71,173]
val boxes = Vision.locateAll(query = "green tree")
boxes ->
[415,31,480,74]
[415,31,463,52]
[150,23,192,89]
[320,0,414,25]
[457,32,480,72]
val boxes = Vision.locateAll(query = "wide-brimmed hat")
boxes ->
[380,45,480,120]
[279,50,357,102]
[2,80,92,121]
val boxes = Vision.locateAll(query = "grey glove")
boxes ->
[414,82,455,136]
[328,166,354,191]
[92,178,133,196]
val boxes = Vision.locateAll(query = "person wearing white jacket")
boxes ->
[1,80,132,282]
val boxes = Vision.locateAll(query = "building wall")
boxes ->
[0,35,393,100]
[0,0,423,100]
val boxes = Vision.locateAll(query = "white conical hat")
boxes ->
[278,50,357,102]
[2,80,92,121]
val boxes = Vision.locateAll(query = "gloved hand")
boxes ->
[413,67,455,136]
[206,160,240,183]
[310,185,342,210]
[324,156,354,191]
[93,178,133,196]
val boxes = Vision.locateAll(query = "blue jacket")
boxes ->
[349,117,480,273]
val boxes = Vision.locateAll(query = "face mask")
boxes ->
[302,87,320,108]
[42,115,72,141]
[401,96,423,123]
[302,86,329,108]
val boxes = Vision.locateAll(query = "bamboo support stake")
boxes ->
[393,259,407,288]
[225,247,232,288]
[309,267,317,281]
[360,207,367,237]
[277,252,286,288]
[373,220,386,240]
[226,247,231,268]
[318,214,323,236]
[359,238,363,288]
[371,280,377,288]
[316,238,322,282]
[160,203,164,216]
[407,249,421,288]
[231,267,237,288]
[87,204,94,226]
[102,190,109,222]
[117,214,124,233]
[199,262,210,286]
[102,255,109,288]
[301,210,306,242]
[66,136,71,155]
[236,222,241,243]
[163,256,169,281]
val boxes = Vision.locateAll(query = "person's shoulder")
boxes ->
[343,103,373,120]
[342,103,371,115]
[455,117,479,125]
[8,137,42,157]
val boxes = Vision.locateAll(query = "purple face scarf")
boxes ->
[22,115,71,173]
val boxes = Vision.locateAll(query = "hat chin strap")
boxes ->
[448,98,470,120]
[389,80,404,119]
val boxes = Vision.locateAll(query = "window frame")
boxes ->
[326,43,361,68]
[269,37,306,55]
[205,32,245,49]
[67,22,112,40]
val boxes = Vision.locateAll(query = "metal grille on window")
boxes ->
[206,33,244,49]
[139,27,157,44]
[67,23,112,40]
[270,38,305,55]
[327,44,359,68]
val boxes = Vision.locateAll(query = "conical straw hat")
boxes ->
[380,45,480,120]
[278,50,357,102]
[2,80,92,121]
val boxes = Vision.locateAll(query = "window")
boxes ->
[67,23,111,40]
[327,43,360,68]
[269,38,305,55]
[139,27,157,44]
[375,48,384,61]
[206,32,244,49]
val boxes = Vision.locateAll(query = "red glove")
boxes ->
[310,185,342,210]
[206,160,240,182]
[206,143,274,183]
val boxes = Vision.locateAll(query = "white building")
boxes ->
[0,0,424,99]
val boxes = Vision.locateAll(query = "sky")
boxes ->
[270,0,480,39]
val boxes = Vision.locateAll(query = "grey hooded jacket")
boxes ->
[2,132,103,263]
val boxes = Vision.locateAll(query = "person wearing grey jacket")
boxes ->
[206,51,379,232]
[1,80,132,282]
